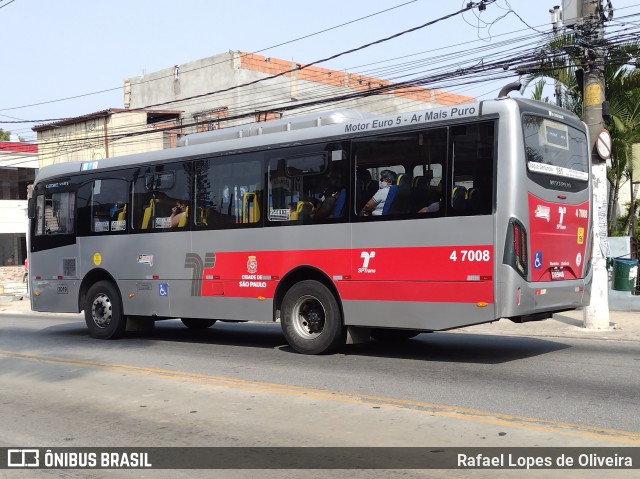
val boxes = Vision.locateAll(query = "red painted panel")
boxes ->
[528,194,589,281]
[199,245,495,303]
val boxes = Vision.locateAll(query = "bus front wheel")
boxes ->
[84,281,126,340]
[280,280,345,355]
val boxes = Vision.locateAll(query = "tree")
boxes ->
[0,128,10,141]
[607,68,640,232]
[524,35,640,235]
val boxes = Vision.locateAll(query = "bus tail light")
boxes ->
[504,218,528,279]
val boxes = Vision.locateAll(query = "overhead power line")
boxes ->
[0,0,419,114]
[10,2,640,161]
[0,0,17,10]
[132,1,495,112]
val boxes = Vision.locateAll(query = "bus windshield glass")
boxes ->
[523,115,589,191]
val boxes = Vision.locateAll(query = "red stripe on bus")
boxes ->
[200,245,494,303]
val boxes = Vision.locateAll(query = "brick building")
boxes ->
[124,50,474,134]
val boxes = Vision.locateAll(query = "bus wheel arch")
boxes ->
[275,267,346,355]
[78,268,118,313]
[80,270,126,340]
[274,266,343,320]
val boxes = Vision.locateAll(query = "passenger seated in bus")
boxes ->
[289,200,314,222]
[312,171,345,220]
[451,184,468,212]
[418,181,442,213]
[109,201,126,218]
[359,170,396,216]
[170,199,189,227]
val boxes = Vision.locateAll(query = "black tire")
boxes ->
[84,280,126,339]
[280,280,345,355]
[181,318,217,329]
[370,328,421,342]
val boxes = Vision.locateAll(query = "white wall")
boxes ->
[0,200,28,234]
[607,236,631,259]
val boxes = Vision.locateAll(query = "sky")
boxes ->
[1,0,639,142]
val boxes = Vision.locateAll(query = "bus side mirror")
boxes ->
[28,197,36,219]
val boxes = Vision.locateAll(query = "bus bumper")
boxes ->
[499,273,592,322]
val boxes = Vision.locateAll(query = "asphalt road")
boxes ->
[0,311,639,478]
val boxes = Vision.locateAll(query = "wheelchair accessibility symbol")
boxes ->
[159,283,169,296]
[534,251,543,269]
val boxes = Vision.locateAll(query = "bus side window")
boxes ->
[34,192,75,236]
[89,178,129,233]
[354,130,448,219]
[35,194,45,235]
[129,164,191,232]
[44,199,60,234]
[194,156,262,229]
[449,121,495,217]
[267,146,347,224]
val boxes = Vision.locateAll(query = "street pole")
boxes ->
[580,0,610,329]
[550,6,563,107]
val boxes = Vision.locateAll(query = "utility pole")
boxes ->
[579,0,610,329]
[550,6,563,107]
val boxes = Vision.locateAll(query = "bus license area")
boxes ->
[550,268,565,280]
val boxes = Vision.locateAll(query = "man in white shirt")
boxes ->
[359,170,396,216]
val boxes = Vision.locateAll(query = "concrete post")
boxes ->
[580,0,610,329]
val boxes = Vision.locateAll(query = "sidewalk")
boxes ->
[454,309,640,342]
[1,295,638,342]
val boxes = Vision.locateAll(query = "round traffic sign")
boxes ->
[596,129,612,160]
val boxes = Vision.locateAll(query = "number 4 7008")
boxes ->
[449,249,491,262]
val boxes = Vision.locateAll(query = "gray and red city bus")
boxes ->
[28,96,592,354]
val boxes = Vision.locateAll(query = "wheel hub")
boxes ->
[292,295,326,339]
[305,307,324,333]
[92,294,112,329]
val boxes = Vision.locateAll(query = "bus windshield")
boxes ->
[523,115,589,190]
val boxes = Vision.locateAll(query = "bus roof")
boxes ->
[177,109,372,147]
[32,97,582,185]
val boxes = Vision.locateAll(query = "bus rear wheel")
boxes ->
[84,280,126,340]
[280,280,345,355]
[181,318,217,329]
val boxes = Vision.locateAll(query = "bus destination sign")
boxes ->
[343,104,480,134]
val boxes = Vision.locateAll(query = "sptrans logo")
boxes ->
[359,251,376,273]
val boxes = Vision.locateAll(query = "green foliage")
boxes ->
[524,35,640,236]
[530,79,550,102]
[0,128,10,141]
